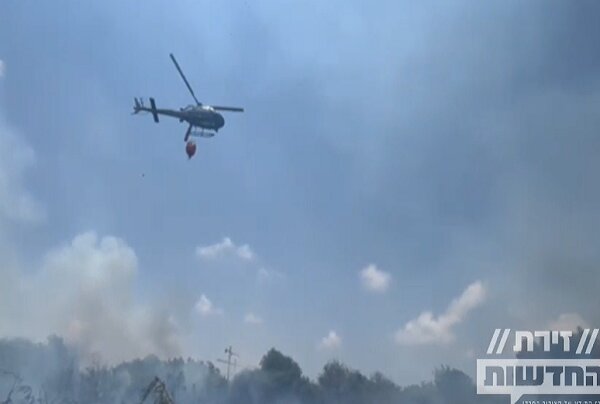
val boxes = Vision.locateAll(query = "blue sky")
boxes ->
[1,0,600,385]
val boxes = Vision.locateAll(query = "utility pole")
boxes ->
[217,345,238,382]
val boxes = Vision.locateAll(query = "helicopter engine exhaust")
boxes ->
[185,140,197,159]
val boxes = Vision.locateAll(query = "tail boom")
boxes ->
[132,98,185,122]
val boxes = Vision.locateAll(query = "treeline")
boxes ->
[0,336,506,404]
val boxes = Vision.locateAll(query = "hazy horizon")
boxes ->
[1,0,600,389]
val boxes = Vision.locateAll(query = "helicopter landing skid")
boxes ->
[190,130,215,138]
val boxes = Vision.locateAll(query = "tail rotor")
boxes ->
[132,97,144,114]
[132,98,159,123]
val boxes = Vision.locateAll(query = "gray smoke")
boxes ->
[0,231,182,366]
[0,337,504,404]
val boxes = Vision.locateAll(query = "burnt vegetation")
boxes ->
[0,337,506,404]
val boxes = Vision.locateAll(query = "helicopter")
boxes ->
[133,53,244,159]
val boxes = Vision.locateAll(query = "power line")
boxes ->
[217,345,238,382]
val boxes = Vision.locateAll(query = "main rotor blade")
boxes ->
[169,53,201,105]
[212,106,244,112]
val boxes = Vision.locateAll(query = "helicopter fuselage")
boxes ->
[181,105,225,130]
[138,104,225,131]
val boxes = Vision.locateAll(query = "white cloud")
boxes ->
[236,244,255,261]
[196,237,255,261]
[0,60,4,77]
[0,116,43,224]
[359,264,391,293]
[257,267,284,284]
[548,313,588,332]
[395,281,487,346]
[0,232,181,365]
[194,294,223,316]
[318,330,342,350]
[244,312,263,325]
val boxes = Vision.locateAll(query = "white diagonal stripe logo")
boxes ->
[585,328,598,354]
[576,328,590,354]
[487,328,502,355]
[496,328,510,354]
